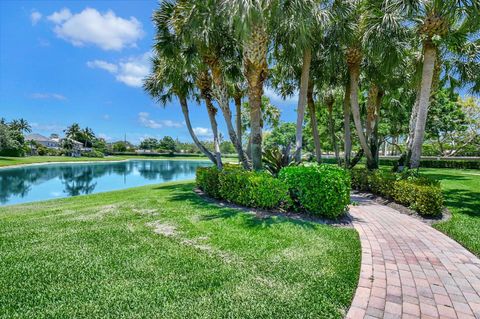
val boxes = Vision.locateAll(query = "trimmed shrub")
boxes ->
[196,167,221,198]
[351,168,444,217]
[196,167,290,209]
[279,164,351,219]
[82,150,104,158]
[218,169,290,209]
[379,158,480,169]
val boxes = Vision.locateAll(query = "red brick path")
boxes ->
[346,196,480,319]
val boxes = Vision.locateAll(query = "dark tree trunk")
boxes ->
[343,82,352,168]
[307,81,321,163]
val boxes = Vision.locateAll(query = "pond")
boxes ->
[0,160,211,206]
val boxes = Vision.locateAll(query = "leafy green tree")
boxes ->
[112,142,128,153]
[159,136,177,153]
[220,141,236,154]
[139,138,159,151]
[264,122,296,150]
[0,122,25,156]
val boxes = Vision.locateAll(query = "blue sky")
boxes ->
[0,0,297,144]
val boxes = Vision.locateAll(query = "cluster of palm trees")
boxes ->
[144,0,479,171]
[1,118,31,133]
[64,123,96,148]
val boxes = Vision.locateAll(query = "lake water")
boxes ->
[0,160,211,206]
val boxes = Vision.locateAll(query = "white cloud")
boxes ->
[87,52,150,87]
[47,8,71,24]
[138,112,182,129]
[47,7,143,51]
[193,127,213,139]
[31,11,42,25]
[264,87,298,104]
[87,60,118,73]
[30,93,67,100]
[102,114,111,120]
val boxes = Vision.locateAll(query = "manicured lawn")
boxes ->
[420,168,480,256]
[0,181,360,318]
[0,155,212,168]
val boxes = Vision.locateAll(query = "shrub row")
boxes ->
[379,158,480,169]
[350,169,444,216]
[196,164,351,219]
[196,166,290,209]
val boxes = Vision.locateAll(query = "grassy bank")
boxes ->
[420,169,480,256]
[0,155,212,168]
[0,181,360,318]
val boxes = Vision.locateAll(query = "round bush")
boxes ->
[279,164,351,219]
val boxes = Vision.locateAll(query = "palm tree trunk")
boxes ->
[205,98,223,169]
[327,99,339,163]
[179,96,217,165]
[343,82,352,167]
[208,60,250,169]
[410,42,437,169]
[234,94,242,144]
[294,48,312,163]
[349,63,375,168]
[366,84,381,169]
[243,25,268,170]
[307,81,321,162]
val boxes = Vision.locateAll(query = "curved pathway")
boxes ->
[346,195,480,319]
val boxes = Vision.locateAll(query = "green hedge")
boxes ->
[279,165,351,219]
[196,164,351,218]
[350,169,443,217]
[379,158,480,169]
[196,167,290,209]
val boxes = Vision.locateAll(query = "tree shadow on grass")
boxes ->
[152,183,351,230]
[441,188,479,217]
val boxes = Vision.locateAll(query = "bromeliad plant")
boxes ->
[262,145,296,176]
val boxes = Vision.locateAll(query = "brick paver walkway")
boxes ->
[346,195,480,319]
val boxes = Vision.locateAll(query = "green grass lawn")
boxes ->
[0,155,212,168]
[0,181,360,318]
[420,168,480,256]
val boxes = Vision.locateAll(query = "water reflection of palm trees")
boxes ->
[0,160,210,204]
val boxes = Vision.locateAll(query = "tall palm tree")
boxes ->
[196,69,223,168]
[146,2,218,165]
[398,0,480,168]
[226,0,283,170]
[172,0,250,169]
[10,118,31,133]
[276,0,328,162]
[64,123,81,140]
[82,127,95,148]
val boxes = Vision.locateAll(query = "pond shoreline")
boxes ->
[0,157,211,170]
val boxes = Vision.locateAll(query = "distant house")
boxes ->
[25,133,60,149]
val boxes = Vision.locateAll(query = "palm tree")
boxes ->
[64,123,81,140]
[9,118,31,133]
[147,3,218,165]
[172,0,250,169]
[82,127,95,148]
[276,0,328,162]
[196,69,223,168]
[226,0,283,170]
[399,0,480,168]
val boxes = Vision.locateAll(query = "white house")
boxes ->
[25,133,60,149]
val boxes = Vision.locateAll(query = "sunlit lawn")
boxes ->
[0,181,360,318]
[420,168,480,256]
